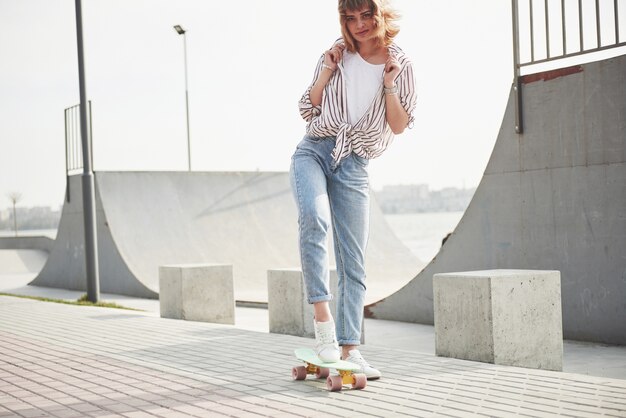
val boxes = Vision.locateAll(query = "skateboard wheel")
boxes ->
[292,366,307,380]
[326,375,343,392]
[352,373,367,389]
[315,367,330,379]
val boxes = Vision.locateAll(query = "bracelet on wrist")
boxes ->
[322,63,334,72]
[384,84,398,95]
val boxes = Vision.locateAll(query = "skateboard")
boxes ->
[292,348,367,391]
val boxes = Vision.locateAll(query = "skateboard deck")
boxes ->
[292,348,367,391]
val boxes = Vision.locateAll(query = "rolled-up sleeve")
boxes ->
[397,61,417,128]
[298,55,325,122]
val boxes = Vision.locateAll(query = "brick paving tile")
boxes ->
[604,401,626,413]
[389,404,437,417]
[171,404,221,416]
[13,409,49,418]
[122,400,158,409]
[2,402,29,412]
[215,398,263,412]
[24,401,62,411]
[201,403,246,416]
[267,413,307,418]
[164,394,200,404]
[104,404,140,414]
[137,407,171,416]
[176,410,231,418]
[187,400,223,410]
[82,410,117,418]
[50,409,85,418]
[121,411,159,418]
[157,410,201,418]
[518,401,563,415]
[92,398,125,408]
[148,399,183,409]
[89,415,125,418]
[249,405,293,416]
[272,405,324,417]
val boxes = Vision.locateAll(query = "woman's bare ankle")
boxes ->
[315,314,332,322]
[342,345,356,359]
[313,301,332,323]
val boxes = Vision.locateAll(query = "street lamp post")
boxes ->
[74,0,100,302]
[173,25,191,171]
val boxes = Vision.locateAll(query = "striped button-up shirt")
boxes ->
[299,42,417,164]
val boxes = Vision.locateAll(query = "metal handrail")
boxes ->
[511,0,625,133]
[64,101,93,202]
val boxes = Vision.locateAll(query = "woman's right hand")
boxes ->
[323,44,345,72]
[310,42,345,107]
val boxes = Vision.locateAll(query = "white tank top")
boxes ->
[343,51,385,126]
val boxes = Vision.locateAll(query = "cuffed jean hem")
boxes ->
[308,295,333,304]
[338,339,361,346]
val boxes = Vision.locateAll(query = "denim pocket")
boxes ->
[352,153,369,168]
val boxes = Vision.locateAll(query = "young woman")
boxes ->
[290,0,416,379]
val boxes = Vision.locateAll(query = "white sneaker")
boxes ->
[313,320,340,363]
[344,349,382,380]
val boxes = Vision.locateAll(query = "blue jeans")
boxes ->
[289,135,370,346]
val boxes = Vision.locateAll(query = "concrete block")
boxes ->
[159,264,235,325]
[267,269,337,338]
[433,269,563,371]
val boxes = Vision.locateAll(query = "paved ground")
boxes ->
[1,293,626,417]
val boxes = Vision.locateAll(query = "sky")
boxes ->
[0,0,622,210]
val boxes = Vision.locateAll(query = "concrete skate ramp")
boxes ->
[366,54,626,345]
[0,250,48,275]
[32,171,423,303]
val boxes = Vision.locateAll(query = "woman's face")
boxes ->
[345,6,376,45]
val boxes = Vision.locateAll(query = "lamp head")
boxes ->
[173,25,186,35]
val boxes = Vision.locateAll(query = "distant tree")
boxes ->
[7,192,22,237]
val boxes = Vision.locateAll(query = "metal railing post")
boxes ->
[579,0,584,51]
[64,108,70,203]
[616,0,620,42]
[596,0,602,47]
[545,0,551,58]
[562,0,567,54]
[512,0,523,134]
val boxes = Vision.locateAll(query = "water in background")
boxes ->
[384,211,464,263]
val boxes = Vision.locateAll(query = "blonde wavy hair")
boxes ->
[338,0,400,53]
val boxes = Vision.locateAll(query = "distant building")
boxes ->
[0,205,61,230]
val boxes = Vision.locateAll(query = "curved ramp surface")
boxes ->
[33,171,423,303]
[366,54,626,345]
[0,250,48,275]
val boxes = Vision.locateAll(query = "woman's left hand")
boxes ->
[384,56,401,88]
